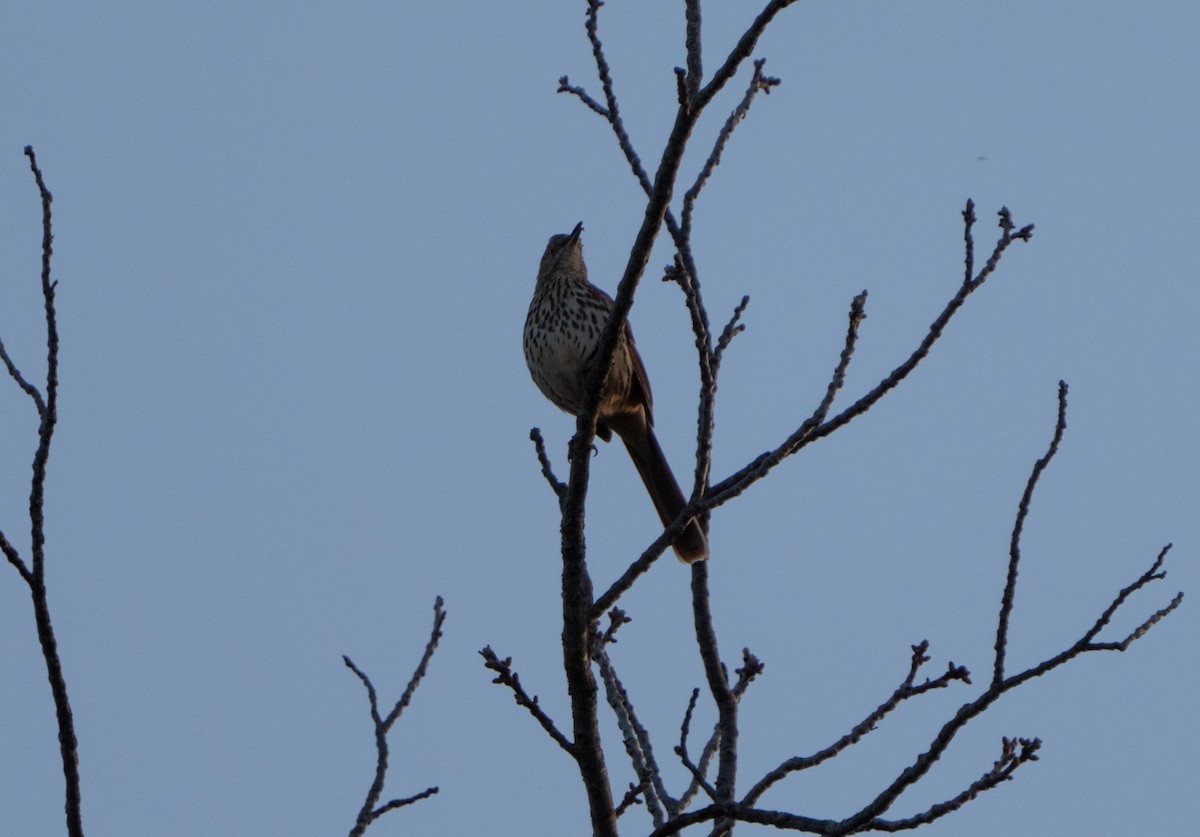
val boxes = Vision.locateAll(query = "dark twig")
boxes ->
[1,147,82,837]
[870,738,1041,832]
[829,400,1179,835]
[743,641,970,806]
[704,205,1033,511]
[594,639,672,826]
[1000,544,1182,691]
[689,561,738,835]
[346,597,444,836]
[682,58,780,238]
[1081,546,1181,651]
[995,382,1068,687]
[684,0,703,104]
[558,0,654,199]
[480,646,574,756]
[695,0,802,110]
[529,428,567,503]
[615,780,651,818]
[712,295,750,374]
[673,686,723,811]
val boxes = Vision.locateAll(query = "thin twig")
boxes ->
[594,640,671,826]
[2,147,83,837]
[743,642,970,806]
[684,0,703,104]
[480,646,574,755]
[529,428,567,503]
[995,382,1068,687]
[705,205,1033,511]
[869,738,1041,832]
[346,597,445,836]
[690,560,737,836]
[682,58,780,238]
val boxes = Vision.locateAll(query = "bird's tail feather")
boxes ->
[619,424,708,563]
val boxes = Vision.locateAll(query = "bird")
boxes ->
[523,222,708,563]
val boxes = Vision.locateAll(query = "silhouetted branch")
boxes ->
[480,646,574,756]
[705,204,1034,511]
[594,639,672,827]
[522,4,1179,836]
[529,427,567,503]
[995,381,1068,686]
[345,596,444,836]
[0,147,83,837]
[682,58,780,237]
[615,780,651,818]
[870,737,1041,832]
[683,0,703,103]
[830,388,1179,834]
[743,641,970,806]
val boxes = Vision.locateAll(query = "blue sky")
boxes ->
[0,2,1196,835]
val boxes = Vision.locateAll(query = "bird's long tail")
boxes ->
[618,423,708,563]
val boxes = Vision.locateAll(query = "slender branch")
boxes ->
[683,0,703,104]
[695,0,803,110]
[689,561,737,836]
[743,642,970,806]
[995,382,1068,687]
[594,639,672,827]
[681,58,780,238]
[705,205,1033,511]
[868,738,1041,832]
[529,428,567,503]
[615,781,651,819]
[0,527,32,580]
[366,787,440,820]
[551,2,789,827]
[480,646,574,756]
[346,597,444,836]
[831,406,1178,834]
[2,147,84,837]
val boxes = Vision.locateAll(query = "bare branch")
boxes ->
[683,0,703,103]
[696,0,802,110]
[995,382,1068,687]
[0,527,31,580]
[367,786,440,821]
[689,560,739,835]
[1,147,83,837]
[743,641,970,806]
[346,597,445,836]
[560,0,654,199]
[705,204,1033,511]
[682,58,780,237]
[529,428,567,503]
[712,295,750,373]
[615,780,651,818]
[869,738,1041,832]
[558,75,609,118]
[594,640,672,826]
[830,401,1180,833]
[480,646,574,756]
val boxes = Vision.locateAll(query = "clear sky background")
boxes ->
[0,2,1196,835]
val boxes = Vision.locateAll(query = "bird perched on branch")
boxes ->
[523,223,708,563]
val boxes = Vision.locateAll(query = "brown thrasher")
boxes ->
[523,223,708,563]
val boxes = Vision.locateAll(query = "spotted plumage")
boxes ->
[523,223,708,563]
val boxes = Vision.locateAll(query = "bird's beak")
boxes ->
[567,222,584,244]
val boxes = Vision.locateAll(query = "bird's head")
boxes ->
[538,222,586,279]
